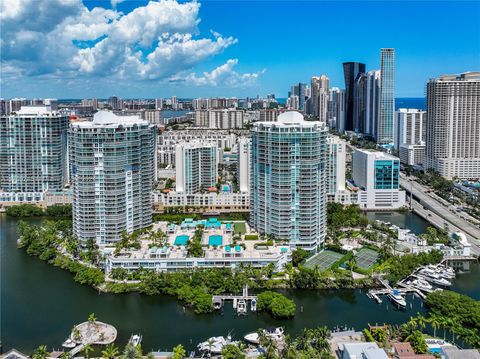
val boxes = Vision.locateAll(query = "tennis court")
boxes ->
[304,250,343,271]
[355,247,379,270]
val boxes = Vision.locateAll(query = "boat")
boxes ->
[412,278,433,292]
[237,299,247,315]
[197,336,231,354]
[244,327,284,345]
[129,334,142,346]
[62,338,76,349]
[388,289,407,308]
[421,272,452,287]
[250,298,257,312]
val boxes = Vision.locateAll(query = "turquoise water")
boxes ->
[208,235,223,246]
[174,235,189,246]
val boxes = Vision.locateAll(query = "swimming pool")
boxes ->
[208,235,223,246]
[174,235,189,246]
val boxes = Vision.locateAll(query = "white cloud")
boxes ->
[0,0,262,87]
[180,59,265,87]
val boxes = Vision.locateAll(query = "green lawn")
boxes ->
[233,222,246,235]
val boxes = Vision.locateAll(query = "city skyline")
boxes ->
[1,0,479,99]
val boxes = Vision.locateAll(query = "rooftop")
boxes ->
[341,342,389,359]
[71,110,149,128]
[15,105,59,116]
[256,111,325,129]
[437,71,480,81]
[355,148,399,160]
[441,347,480,359]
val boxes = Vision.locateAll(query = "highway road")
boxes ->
[400,176,480,255]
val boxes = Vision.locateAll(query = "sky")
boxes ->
[1,0,479,99]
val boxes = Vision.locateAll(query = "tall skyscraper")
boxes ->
[343,62,366,132]
[175,141,218,194]
[290,83,307,111]
[0,106,68,194]
[425,72,480,180]
[237,137,250,193]
[311,75,329,121]
[250,111,328,251]
[365,70,381,137]
[353,72,367,133]
[108,96,120,110]
[377,48,395,144]
[69,111,155,244]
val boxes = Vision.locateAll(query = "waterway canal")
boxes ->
[1,213,478,352]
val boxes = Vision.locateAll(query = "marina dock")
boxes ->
[212,285,257,313]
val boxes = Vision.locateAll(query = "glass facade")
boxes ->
[0,110,68,192]
[374,159,399,189]
[250,115,328,251]
[377,48,395,144]
[69,115,155,244]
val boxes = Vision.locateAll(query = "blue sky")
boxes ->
[1,0,479,99]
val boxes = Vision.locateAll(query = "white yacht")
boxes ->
[62,338,76,348]
[250,298,257,312]
[197,336,232,354]
[244,327,284,345]
[388,289,407,308]
[237,299,247,315]
[421,272,452,287]
[412,278,433,292]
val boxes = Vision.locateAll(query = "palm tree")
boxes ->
[72,326,81,342]
[88,313,97,324]
[416,314,428,330]
[438,316,449,340]
[348,256,357,273]
[102,344,119,359]
[206,338,215,353]
[83,344,94,359]
[428,315,440,338]
[32,345,49,359]
[258,329,277,359]
[171,344,186,359]
[123,344,139,359]
[60,352,72,359]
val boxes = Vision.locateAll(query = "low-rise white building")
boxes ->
[153,191,249,213]
[352,149,406,210]
[340,342,389,359]
[399,142,426,167]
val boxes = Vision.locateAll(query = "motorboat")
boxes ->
[412,278,433,292]
[237,299,247,315]
[426,276,451,287]
[62,338,76,349]
[388,289,407,308]
[421,272,452,286]
[129,334,142,346]
[250,298,257,312]
[244,327,284,345]
[197,336,231,354]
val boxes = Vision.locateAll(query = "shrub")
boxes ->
[256,291,296,319]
